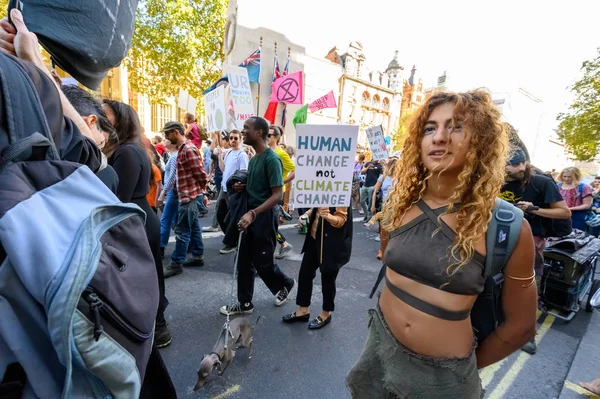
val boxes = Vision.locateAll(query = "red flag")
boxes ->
[263,101,279,124]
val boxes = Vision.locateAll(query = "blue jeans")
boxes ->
[159,190,178,248]
[171,195,204,264]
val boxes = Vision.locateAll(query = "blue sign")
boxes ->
[384,136,391,145]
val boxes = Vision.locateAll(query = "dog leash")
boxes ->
[224,230,244,350]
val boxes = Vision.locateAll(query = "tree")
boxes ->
[391,110,412,152]
[124,0,227,103]
[557,47,600,161]
[0,0,8,19]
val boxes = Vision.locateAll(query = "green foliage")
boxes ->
[392,110,412,152]
[0,0,8,19]
[124,0,227,104]
[557,47,600,161]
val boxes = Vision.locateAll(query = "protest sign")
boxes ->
[295,124,359,208]
[226,65,255,129]
[308,90,337,112]
[366,125,388,161]
[178,89,197,113]
[270,71,303,105]
[204,85,227,132]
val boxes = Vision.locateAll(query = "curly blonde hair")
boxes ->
[382,89,508,275]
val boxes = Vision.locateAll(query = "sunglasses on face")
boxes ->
[267,133,280,138]
[229,136,239,141]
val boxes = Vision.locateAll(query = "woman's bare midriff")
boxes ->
[379,269,477,358]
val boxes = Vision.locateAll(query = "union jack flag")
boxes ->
[273,53,282,82]
[282,57,290,76]
[241,49,261,67]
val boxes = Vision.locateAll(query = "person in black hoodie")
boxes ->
[282,206,353,329]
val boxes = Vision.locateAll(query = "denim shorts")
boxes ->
[346,306,483,399]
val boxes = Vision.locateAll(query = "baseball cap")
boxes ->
[160,121,184,134]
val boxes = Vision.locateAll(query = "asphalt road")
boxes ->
[159,206,599,399]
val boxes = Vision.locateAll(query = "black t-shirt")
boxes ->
[97,165,119,195]
[499,174,563,237]
[364,162,383,187]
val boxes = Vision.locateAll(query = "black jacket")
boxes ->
[302,206,353,273]
[223,170,248,245]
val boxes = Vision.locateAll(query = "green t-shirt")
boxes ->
[247,148,283,208]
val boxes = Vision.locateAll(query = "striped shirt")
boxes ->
[176,141,207,203]
[163,152,178,192]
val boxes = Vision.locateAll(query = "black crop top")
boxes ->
[383,200,485,320]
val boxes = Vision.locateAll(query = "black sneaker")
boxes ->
[160,247,165,259]
[164,262,183,279]
[219,246,236,254]
[220,302,254,316]
[155,323,172,348]
[183,255,204,267]
[275,279,297,306]
[521,338,537,355]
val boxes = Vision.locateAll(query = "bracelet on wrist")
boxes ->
[249,209,257,221]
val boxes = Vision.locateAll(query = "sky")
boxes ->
[239,0,599,135]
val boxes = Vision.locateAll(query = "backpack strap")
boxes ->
[485,198,524,280]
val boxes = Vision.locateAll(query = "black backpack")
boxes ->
[369,199,523,344]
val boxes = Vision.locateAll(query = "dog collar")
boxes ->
[209,351,221,361]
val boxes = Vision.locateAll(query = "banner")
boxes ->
[270,71,303,105]
[366,125,388,161]
[308,90,337,112]
[226,65,256,129]
[204,85,227,132]
[295,124,359,208]
[178,89,197,113]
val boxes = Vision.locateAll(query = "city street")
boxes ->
[159,206,599,399]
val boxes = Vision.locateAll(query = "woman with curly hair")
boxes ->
[347,90,538,398]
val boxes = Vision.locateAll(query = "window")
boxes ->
[362,92,370,106]
[373,94,381,109]
[151,104,174,133]
[383,97,390,111]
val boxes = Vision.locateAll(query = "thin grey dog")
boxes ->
[193,316,264,390]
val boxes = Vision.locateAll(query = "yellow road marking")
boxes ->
[480,309,544,388]
[211,385,241,399]
[564,380,600,398]
[487,314,555,399]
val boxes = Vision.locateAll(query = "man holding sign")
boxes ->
[220,117,297,316]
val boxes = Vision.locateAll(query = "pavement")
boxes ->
[158,203,600,399]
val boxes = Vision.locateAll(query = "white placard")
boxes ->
[366,125,388,161]
[294,124,359,208]
[204,85,227,132]
[226,65,255,129]
[178,89,197,113]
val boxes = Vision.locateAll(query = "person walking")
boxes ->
[220,117,296,316]
[102,100,172,348]
[359,158,382,222]
[347,90,538,398]
[157,138,179,258]
[557,166,593,231]
[161,122,208,278]
[268,125,295,259]
[282,206,352,329]
[371,158,397,260]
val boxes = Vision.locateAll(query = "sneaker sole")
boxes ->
[219,307,254,316]
[183,261,204,267]
[156,337,173,348]
[275,279,297,306]
[220,249,236,254]
[164,269,183,279]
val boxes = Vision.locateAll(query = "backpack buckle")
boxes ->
[496,209,515,223]
[492,272,504,285]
